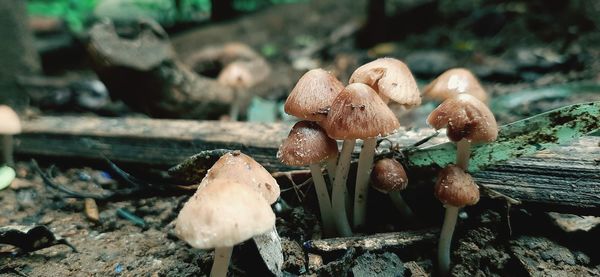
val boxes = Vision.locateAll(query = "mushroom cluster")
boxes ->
[174,151,280,277]
[279,58,421,237]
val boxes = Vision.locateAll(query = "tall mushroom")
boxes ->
[0,105,21,167]
[277,121,338,236]
[426,94,498,170]
[423,68,488,104]
[217,61,254,121]
[175,180,275,277]
[323,83,400,236]
[433,165,480,276]
[370,158,414,220]
[348,58,421,228]
[284,68,344,183]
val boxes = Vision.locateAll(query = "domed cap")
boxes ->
[217,61,254,89]
[423,68,488,103]
[426,94,498,143]
[349,57,421,107]
[284,68,345,121]
[0,105,21,135]
[199,151,280,204]
[175,181,275,249]
[434,165,480,207]
[323,83,400,140]
[370,158,408,193]
[277,121,338,166]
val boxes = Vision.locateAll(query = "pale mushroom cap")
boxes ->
[434,165,480,207]
[0,105,21,135]
[426,94,498,143]
[349,57,421,107]
[277,121,338,166]
[199,151,280,204]
[284,68,345,121]
[324,83,400,140]
[217,61,255,89]
[370,158,408,193]
[422,68,488,103]
[175,181,275,249]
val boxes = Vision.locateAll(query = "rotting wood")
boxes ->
[303,229,438,254]
[15,116,600,214]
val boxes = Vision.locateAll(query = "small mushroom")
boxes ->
[277,121,338,236]
[370,158,414,220]
[284,68,345,122]
[323,83,400,236]
[198,151,280,204]
[175,180,275,277]
[433,165,479,276]
[0,105,21,167]
[217,60,269,121]
[422,68,488,104]
[426,94,498,170]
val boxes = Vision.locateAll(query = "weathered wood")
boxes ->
[15,116,600,214]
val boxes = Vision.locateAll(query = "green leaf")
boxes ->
[407,101,600,172]
[0,166,16,191]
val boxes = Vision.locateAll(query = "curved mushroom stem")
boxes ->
[353,137,377,228]
[1,135,13,167]
[438,205,459,277]
[389,191,415,220]
[309,163,335,236]
[326,155,337,185]
[211,246,233,277]
[331,139,355,237]
[455,139,471,170]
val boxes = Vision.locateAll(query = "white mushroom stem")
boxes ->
[438,205,459,277]
[309,163,335,236]
[1,135,13,166]
[331,139,355,237]
[210,247,233,277]
[389,191,415,220]
[353,137,378,228]
[326,155,337,185]
[455,139,471,170]
[229,90,242,121]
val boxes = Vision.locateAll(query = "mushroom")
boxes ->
[323,83,400,235]
[284,68,345,122]
[370,158,414,219]
[433,165,480,276]
[277,121,338,236]
[348,58,421,228]
[423,68,488,104]
[198,151,280,204]
[0,105,21,167]
[175,180,275,277]
[426,94,498,170]
[217,61,254,121]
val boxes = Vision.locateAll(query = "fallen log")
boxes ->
[15,116,600,214]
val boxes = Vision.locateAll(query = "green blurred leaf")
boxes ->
[407,101,600,172]
[0,166,16,191]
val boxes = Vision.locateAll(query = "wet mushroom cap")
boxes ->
[277,121,338,166]
[349,57,421,107]
[434,165,480,207]
[426,94,498,143]
[284,68,345,121]
[370,158,408,193]
[0,105,21,135]
[422,68,488,103]
[175,180,275,249]
[199,151,280,204]
[323,83,400,140]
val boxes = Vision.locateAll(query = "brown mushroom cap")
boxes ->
[0,105,21,135]
[284,68,345,121]
[426,94,498,143]
[199,151,280,204]
[349,57,421,107]
[277,121,338,166]
[434,165,480,207]
[175,180,275,249]
[323,83,400,140]
[370,158,408,193]
[423,68,488,103]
